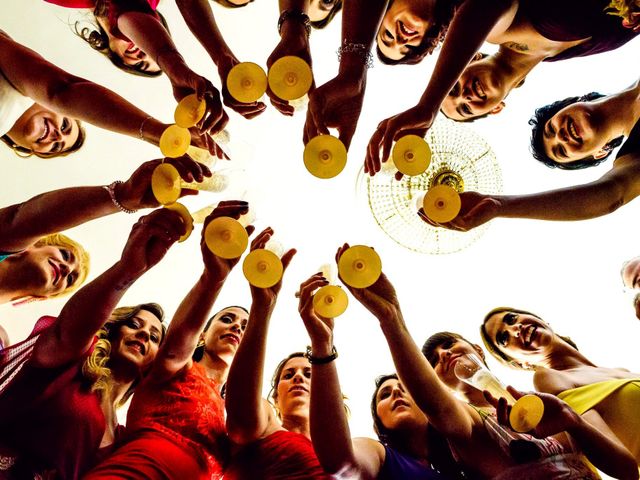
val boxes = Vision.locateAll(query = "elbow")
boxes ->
[614,457,639,480]
[45,77,82,107]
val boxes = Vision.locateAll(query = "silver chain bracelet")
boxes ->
[337,42,374,69]
[103,181,137,214]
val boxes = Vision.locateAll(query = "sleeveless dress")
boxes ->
[86,362,229,480]
[559,378,640,464]
[519,0,638,61]
[379,445,449,480]
[224,430,329,480]
[0,46,33,136]
[0,318,118,480]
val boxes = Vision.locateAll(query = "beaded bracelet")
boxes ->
[305,345,338,364]
[138,115,153,141]
[103,181,137,214]
[278,9,311,38]
[337,42,374,69]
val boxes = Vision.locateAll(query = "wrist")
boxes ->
[201,269,226,288]
[305,344,338,364]
[107,181,137,214]
[310,337,334,357]
[141,118,166,145]
[278,10,311,38]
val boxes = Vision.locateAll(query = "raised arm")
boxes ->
[0,156,210,252]
[149,201,252,382]
[336,244,476,440]
[298,273,384,479]
[225,228,296,445]
[31,208,185,369]
[0,32,173,145]
[174,0,266,119]
[115,12,229,134]
[365,0,517,173]
[433,154,640,232]
[303,0,388,150]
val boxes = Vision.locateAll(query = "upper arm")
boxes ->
[604,155,640,206]
[0,33,82,106]
[351,437,386,480]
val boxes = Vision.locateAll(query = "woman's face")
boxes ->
[13,244,82,299]
[308,0,339,22]
[110,309,164,372]
[7,104,80,155]
[440,56,509,121]
[376,0,434,61]
[484,311,554,366]
[375,378,427,432]
[202,307,248,360]
[275,356,311,417]
[108,38,160,73]
[542,101,610,163]
[426,338,482,389]
[623,257,640,290]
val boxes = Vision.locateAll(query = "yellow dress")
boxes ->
[558,379,640,465]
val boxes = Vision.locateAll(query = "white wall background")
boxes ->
[1,1,639,476]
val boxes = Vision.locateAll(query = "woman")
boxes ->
[334,244,638,479]
[0,32,218,158]
[0,156,208,309]
[85,201,253,479]
[364,0,639,171]
[481,306,640,467]
[0,207,184,479]
[424,77,640,232]
[45,0,229,136]
[224,229,334,480]
[296,271,460,479]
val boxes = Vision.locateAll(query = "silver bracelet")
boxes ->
[103,181,137,214]
[337,42,373,69]
[138,115,153,141]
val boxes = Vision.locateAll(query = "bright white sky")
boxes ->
[2,1,639,474]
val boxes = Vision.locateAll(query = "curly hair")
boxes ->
[82,303,165,406]
[529,92,625,170]
[74,2,169,77]
[376,0,460,65]
[480,307,578,370]
[607,0,640,27]
[1,120,86,159]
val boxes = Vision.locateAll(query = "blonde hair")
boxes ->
[607,0,638,24]
[34,233,90,298]
[82,303,165,406]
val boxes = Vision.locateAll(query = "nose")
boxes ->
[438,347,451,366]
[391,384,403,398]
[50,126,61,141]
[506,322,522,338]
[292,370,305,383]
[136,329,150,342]
[230,321,242,336]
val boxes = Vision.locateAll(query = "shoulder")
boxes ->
[533,367,572,394]
[352,438,385,479]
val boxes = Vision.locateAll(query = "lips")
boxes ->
[446,354,461,373]
[37,118,50,143]
[48,259,61,286]
[523,325,537,347]
[472,78,487,100]
[125,43,140,55]
[567,117,582,144]
[126,340,146,355]
[221,333,240,345]
[398,20,418,37]
[289,385,308,394]
[391,399,410,411]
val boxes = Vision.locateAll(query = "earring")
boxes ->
[196,339,205,348]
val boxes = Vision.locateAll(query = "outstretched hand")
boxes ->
[297,272,334,346]
[248,227,296,306]
[218,55,267,119]
[200,200,255,282]
[171,70,229,135]
[418,191,501,232]
[365,105,433,178]
[116,156,212,211]
[266,26,314,116]
[484,386,579,439]
[304,76,365,151]
[335,243,401,321]
[119,208,185,278]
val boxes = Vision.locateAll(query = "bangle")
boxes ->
[305,345,338,364]
[138,115,153,141]
[278,10,311,38]
[103,181,137,214]
[337,42,374,69]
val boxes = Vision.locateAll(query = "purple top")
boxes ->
[519,0,638,62]
[379,445,449,480]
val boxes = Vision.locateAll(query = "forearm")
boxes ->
[309,338,357,474]
[567,415,638,480]
[378,313,473,438]
[0,186,118,251]
[175,0,235,66]
[225,302,275,443]
[337,0,388,82]
[35,261,142,367]
[156,271,225,373]
[418,0,514,112]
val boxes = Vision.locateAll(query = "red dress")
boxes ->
[225,430,330,480]
[0,317,119,480]
[86,362,229,480]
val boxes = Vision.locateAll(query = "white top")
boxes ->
[0,68,32,136]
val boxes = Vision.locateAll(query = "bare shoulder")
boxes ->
[533,368,574,394]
